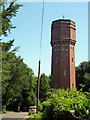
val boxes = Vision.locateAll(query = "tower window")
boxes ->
[62,44,64,50]
[72,83,74,88]
[55,58,58,63]
[54,45,56,51]
[64,70,66,76]
[72,58,73,63]
[57,45,59,51]
[66,44,68,50]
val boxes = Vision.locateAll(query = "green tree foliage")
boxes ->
[0,1,22,37]
[1,1,37,112]
[42,88,90,120]
[76,61,90,91]
[39,73,51,102]
[2,40,37,112]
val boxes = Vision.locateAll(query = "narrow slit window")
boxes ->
[64,70,66,76]
[72,58,73,63]
[55,58,58,63]
[57,45,59,51]
[54,45,56,51]
[72,83,74,88]
[62,44,64,50]
[66,44,68,50]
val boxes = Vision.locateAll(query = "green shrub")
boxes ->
[26,112,42,120]
[38,101,43,112]
[42,88,90,119]
[41,100,50,111]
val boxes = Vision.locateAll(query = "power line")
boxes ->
[39,0,44,60]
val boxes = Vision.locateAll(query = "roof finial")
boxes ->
[63,15,64,19]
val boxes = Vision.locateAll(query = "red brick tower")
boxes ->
[51,19,76,89]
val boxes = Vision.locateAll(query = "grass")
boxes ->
[26,112,42,120]
[1,111,15,114]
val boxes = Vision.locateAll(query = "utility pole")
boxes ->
[37,60,40,114]
[36,0,44,113]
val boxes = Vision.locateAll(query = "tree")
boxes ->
[1,2,37,110]
[1,1,23,110]
[0,0,22,112]
[39,73,51,102]
[0,1,22,37]
[2,40,37,111]
[1,1,37,112]
[76,61,90,91]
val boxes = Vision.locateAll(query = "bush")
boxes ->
[26,112,42,120]
[42,88,90,120]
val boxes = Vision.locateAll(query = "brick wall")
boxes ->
[51,19,76,89]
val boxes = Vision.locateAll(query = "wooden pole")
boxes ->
[37,60,40,114]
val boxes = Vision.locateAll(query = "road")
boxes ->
[1,112,29,120]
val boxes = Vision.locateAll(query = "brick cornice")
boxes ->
[51,39,76,45]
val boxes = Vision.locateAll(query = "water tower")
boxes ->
[51,19,76,89]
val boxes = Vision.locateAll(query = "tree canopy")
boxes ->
[0,1,22,37]
[76,61,90,91]
[39,73,51,102]
[2,40,37,111]
[1,1,38,112]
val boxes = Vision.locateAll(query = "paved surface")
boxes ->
[1,112,29,120]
